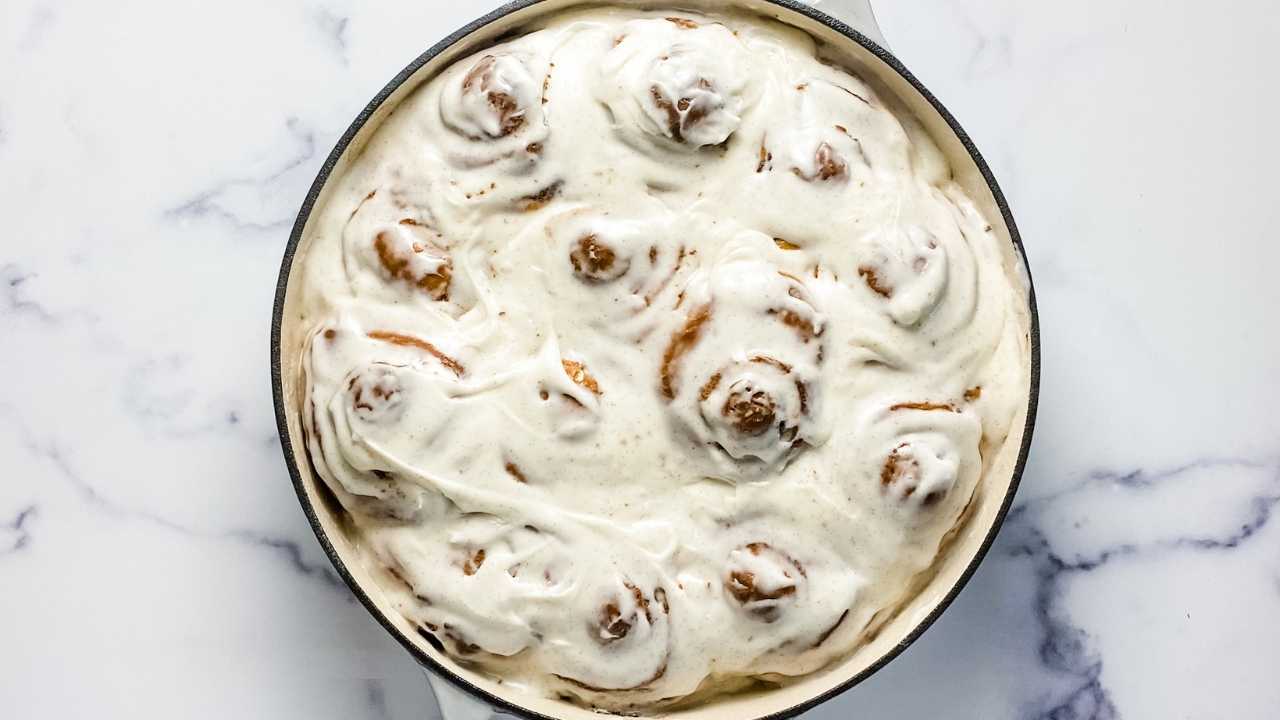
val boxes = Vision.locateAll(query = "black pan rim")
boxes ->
[270,1,1041,717]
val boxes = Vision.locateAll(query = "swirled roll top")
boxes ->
[442,52,546,148]
[339,172,484,318]
[855,399,984,522]
[303,322,468,523]
[600,17,750,151]
[660,239,828,477]
[548,575,672,691]
[541,206,689,339]
[725,542,804,621]
[711,525,863,658]
[424,45,559,207]
[857,224,949,327]
[452,54,540,139]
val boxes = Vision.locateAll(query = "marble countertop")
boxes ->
[3,0,1277,717]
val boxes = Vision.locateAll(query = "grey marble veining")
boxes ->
[0,505,37,556]
[166,117,319,234]
[2,0,1278,718]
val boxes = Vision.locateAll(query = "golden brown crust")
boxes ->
[888,401,957,413]
[698,372,722,401]
[879,442,912,489]
[722,388,778,437]
[366,330,465,377]
[650,78,714,143]
[569,234,629,282]
[770,308,818,342]
[562,359,602,395]
[746,354,792,374]
[462,55,527,136]
[794,379,810,417]
[517,181,562,212]
[505,461,529,484]
[596,582,651,645]
[792,142,847,182]
[880,442,946,505]
[814,142,847,181]
[373,231,452,300]
[462,548,487,576]
[858,265,893,298]
[725,542,804,622]
[756,142,773,172]
[650,86,683,142]
[660,304,712,399]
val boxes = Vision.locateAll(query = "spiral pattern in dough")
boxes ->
[341,177,474,313]
[547,575,672,691]
[302,322,465,522]
[857,224,949,327]
[660,240,827,478]
[599,17,749,152]
[423,49,560,209]
[542,206,688,338]
[854,398,983,521]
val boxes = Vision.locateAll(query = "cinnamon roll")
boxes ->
[857,399,982,519]
[856,224,948,327]
[839,190,993,370]
[547,575,671,692]
[879,434,959,508]
[451,54,539,140]
[660,239,827,477]
[542,206,689,338]
[724,542,803,622]
[302,325,462,522]
[370,520,558,659]
[708,523,861,661]
[695,355,813,467]
[761,90,878,187]
[528,340,604,440]
[421,44,561,209]
[598,16,750,153]
[341,173,476,315]
[441,52,548,160]
[733,72,915,249]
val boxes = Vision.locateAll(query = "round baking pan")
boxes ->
[271,1,1041,717]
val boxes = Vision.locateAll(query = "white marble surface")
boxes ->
[2,0,1277,718]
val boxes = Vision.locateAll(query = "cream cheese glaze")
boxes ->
[295,6,1031,711]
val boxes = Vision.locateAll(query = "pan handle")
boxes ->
[800,0,889,50]
[426,669,500,720]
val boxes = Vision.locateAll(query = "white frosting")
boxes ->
[295,7,1030,712]
[599,19,750,150]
